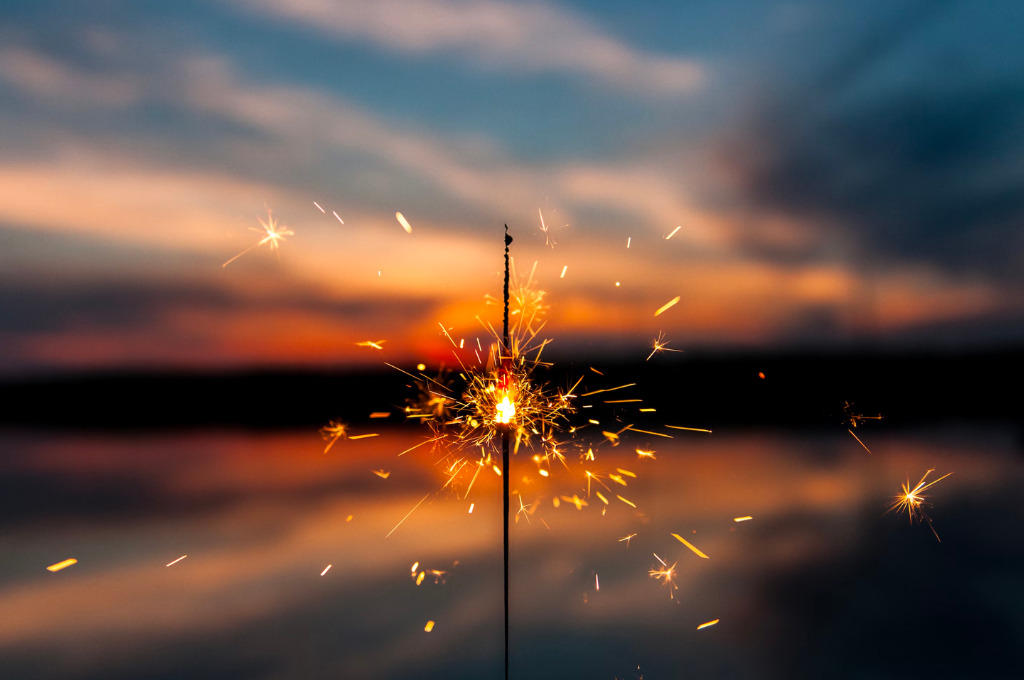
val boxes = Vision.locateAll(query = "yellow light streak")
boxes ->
[396,211,413,233]
[671,532,709,559]
[46,558,77,572]
[386,493,430,539]
[654,296,680,317]
[581,383,636,397]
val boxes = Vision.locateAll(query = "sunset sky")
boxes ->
[2,0,1022,375]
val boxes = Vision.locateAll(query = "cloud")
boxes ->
[724,83,1024,280]
[228,0,703,95]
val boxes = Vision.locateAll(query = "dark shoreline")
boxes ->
[1,348,1019,432]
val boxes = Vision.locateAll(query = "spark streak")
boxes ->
[654,296,680,317]
[396,211,413,233]
[671,532,709,559]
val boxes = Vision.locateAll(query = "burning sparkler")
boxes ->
[222,209,293,267]
[889,468,952,541]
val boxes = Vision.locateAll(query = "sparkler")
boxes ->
[222,209,294,267]
[888,468,952,541]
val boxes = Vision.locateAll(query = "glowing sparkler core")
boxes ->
[495,393,516,424]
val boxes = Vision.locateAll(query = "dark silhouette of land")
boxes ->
[2,348,1019,433]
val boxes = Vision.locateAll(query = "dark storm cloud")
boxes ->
[733,82,1024,278]
[724,0,1024,280]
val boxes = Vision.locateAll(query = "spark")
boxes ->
[165,555,188,567]
[665,425,712,434]
[665,225,681,240]
[671,532,709,559]
[386,493,430,538]
[537,208,563,247]
[46,558,77,572]
[646,331,683,361]
[321,564,332,576]
[356,340,386,350]
[581,383,635,397]
[223,209,294,267]
[424,620,435,632]
[843,401,883,454]
[848,429,872,454]
[733,516,753,522]
[319,420,348,453]
[697,619,720,630]
[372,469,391,479]
[396,211,413,233]
[654,296,680,317]
[649,555,678,598]
[889,469,952,541]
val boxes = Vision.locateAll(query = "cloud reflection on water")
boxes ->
[0,426,1021,679]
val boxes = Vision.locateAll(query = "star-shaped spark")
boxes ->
[223,209,294,267]
[888,468,952,541]
[537,208,565,248]
[646,331,683,361]
[319,420,349,453]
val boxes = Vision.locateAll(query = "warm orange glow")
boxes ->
[495,393,516,424]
